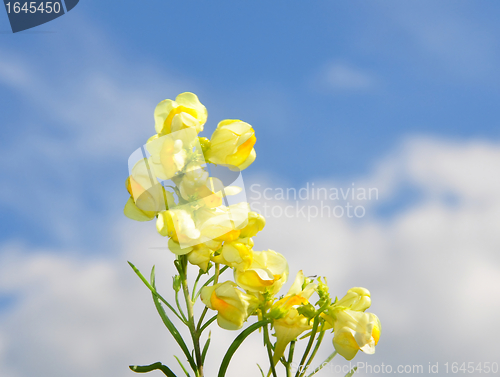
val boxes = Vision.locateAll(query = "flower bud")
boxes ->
[239,212,266,238]
[172,275,181,293]
[336,287,371,312]
[154,92,207,135]
[206,120,256,170]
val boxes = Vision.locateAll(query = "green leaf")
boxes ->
[218,320,270,377]
[129,362,177,377]
[344,366,357,377]
[147,264,198,374]
[201,331,211,364]
[257,364,265,377]
[199,315,217,334]
[174,355,191,377]
[128,261,186,323]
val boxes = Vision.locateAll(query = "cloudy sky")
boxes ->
[1,1,500,376]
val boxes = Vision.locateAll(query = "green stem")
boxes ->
[263,323,278,377]
[299,323,325,377]
[305,351,337,377]
[286,341,296,377]
[128,262,187,324]
[294,317,320,377]
[192,269,204,302]
[194,265,229,300]
[198,315,217,333]
[197,306,209,332]
[214,263,220,284]
[175,288,188,323]
[218,320,270,377]
[179,256,204,377]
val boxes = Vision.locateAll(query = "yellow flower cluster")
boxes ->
[322,287,381,360]
[124,92,381,366]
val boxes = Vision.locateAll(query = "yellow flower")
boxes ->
[146,132,190,180]
[198,203,250,243]
[156,209,200,245]
[179,170,224,209]
[123,196,157,221]
[211,241,253,271]
[321,287,380,360]
[124,158,170,221]
[234,250,288,294]
[273,271,317,312]
[336,287,371,311]
[322,287,372,330]
[239,212,266,238]
[271,271,317,365]
[331,310,381,360]
[154,92,207,135]
[206,120,256,170]
[200,281,259,330]
[187,244,214,272]
[178,162,209,194]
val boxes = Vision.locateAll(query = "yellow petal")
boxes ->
[333,327,359,360]
[168,238,193,256]
[124,197,156,221]
[236,148,256,170]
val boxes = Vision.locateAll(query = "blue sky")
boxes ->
[1,2,500,377]
[2,0,500,250]
[3,1,500,181]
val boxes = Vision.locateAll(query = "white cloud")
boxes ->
[0,19,198,247]
[313,61,376,92]
[1,137,500,376]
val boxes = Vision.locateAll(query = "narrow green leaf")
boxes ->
[296,317,320,377]
[128,261,186,323]
[146,264,198,374]
[218,320,270,377]
[201,331,211,364]
[344,366,357,377]
[191,269,205,302]
[257,364,265,377]
[174,355,191,377]
[199,314,217,334]
[129,362,177,377]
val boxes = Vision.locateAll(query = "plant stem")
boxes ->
[214,263,220,284]
[179,256,204,377]
[198,315,217,333]
[197,306,209,332]
[305,351,337,377]
[299,323,325,377]
[263,323,278,377]
[194,265,229,301]
[192,269,204,302]
[286,341,296,377]
[175,288,188,323]
[294,317,320,377]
